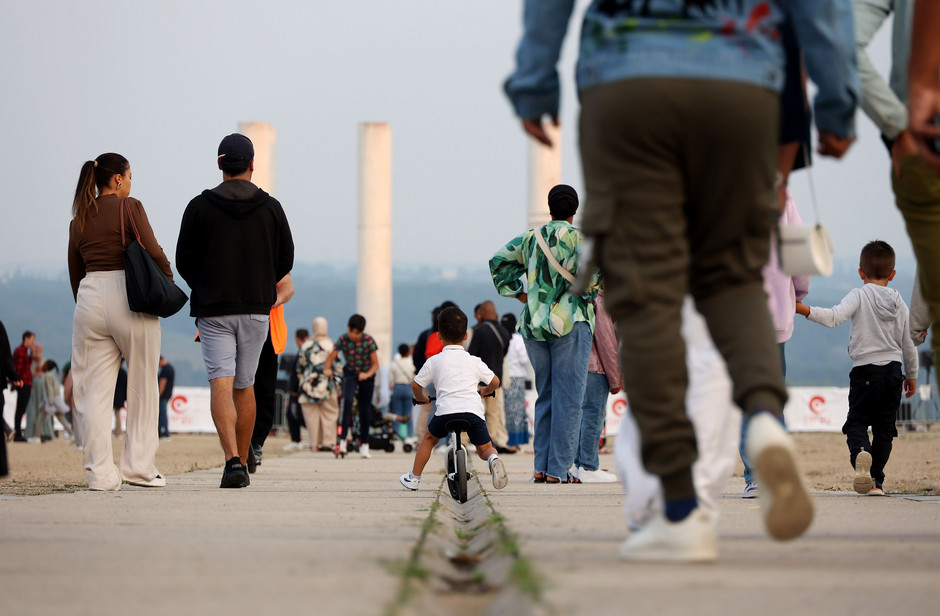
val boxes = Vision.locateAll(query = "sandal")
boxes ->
[545,475,568,484]
[533,472,546,483]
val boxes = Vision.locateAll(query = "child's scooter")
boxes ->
[412,392,493,504]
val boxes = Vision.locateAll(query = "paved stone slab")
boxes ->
[2,447,939,616]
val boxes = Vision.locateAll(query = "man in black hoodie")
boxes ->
[177,133,294,488]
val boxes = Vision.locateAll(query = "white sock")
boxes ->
[410,471,420,481]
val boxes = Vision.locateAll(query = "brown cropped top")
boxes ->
[67,194,173,300]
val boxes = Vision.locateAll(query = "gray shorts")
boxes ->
[196,314,270,389]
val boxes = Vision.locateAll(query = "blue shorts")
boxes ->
[427,412,492,446]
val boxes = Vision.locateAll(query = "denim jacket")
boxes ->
[505,0,859,138]
[853,0,912,140]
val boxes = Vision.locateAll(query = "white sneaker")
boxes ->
[578,468,618,483]
[400,472,420,490]
[490,458,508,489]
[360,443,371,458]
[619,509,717,563]
[125,474,166,488]
[741,481,759,499]
[744,412,814,541]
[283,441,302,452]
[853,451,873,495]
[26,437,41,444]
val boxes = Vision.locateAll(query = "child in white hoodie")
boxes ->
[796,241,917,496]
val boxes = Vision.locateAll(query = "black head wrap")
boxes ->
[548,184,579,220]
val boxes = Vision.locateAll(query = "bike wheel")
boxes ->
[455,448,468,503]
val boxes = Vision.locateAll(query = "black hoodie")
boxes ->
[176,179,294,318]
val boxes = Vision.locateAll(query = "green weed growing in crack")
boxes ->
[386,491,442,616]
[509,557,541,600]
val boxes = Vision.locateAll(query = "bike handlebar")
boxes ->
[412,391,495,405]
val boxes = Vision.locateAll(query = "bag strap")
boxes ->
[534,226,576,285]
[484,321,506,349]
[120,198,143,246]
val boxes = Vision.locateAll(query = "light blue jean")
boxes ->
[524,321,592,480]
[576,371,608,472]
[391,383,413,437]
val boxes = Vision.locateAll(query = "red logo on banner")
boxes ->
[611,398,627,417]
[808,395,825,415]
[170,395,188,414]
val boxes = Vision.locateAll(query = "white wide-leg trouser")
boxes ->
[71,271,162,490]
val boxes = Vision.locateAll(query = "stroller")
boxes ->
[340,400,401,455]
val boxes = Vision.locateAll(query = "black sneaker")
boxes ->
[220,457,250,488]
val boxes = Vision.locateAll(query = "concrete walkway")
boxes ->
[1,448,938,616]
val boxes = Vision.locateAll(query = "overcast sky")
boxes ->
[0,1,908,278]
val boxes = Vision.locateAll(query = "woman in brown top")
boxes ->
[68,152,170,490]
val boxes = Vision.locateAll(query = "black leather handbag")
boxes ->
[121,198,188,318]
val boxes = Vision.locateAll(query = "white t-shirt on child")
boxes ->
[414,345,495,419]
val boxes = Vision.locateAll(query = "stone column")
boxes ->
[527,123,561,229]
[238,122,276,195]
[358,122,393,367]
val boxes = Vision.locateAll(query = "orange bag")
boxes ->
[269,305,287,354]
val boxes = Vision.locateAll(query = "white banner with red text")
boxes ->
[7,385,848,436]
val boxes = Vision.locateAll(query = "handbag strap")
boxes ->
[120,198,143,247]
[534,225,576,285]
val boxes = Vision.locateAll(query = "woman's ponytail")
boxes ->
[71,153,129,232]
[72,160,99,232]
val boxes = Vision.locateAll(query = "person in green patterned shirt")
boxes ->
[489,184,599,483]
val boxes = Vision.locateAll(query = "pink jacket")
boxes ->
[588,294,622,390]
[764,190,811,344]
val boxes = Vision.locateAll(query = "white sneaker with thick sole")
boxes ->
[125,474,166,488]
[619,508,717,563]
[745,412,814,541]
[578,468,618,483]
[400,472,419,490]
[490,458,508,489]
[360,443,371,458]
[853,450,873,494]
[741,481,759,499]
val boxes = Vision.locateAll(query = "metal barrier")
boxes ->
[272,389,291,434]
[897,364,938,430]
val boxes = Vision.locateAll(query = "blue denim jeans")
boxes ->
[158,397,170,438]
[391,383,413,437]
[576,372,608,471]
[524,321,592,479]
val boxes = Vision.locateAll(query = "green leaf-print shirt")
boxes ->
[489,220,599,341]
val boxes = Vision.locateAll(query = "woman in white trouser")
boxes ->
[68,153,172,491]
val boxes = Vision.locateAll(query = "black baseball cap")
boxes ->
[217,133,254,162]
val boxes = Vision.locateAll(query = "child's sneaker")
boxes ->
[853,450,873,494]
[400,472,420,491]
[489,457,508,489]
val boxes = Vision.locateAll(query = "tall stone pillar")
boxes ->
[527,123,561,229]
[357,123,393,367]
[238,122,276,195]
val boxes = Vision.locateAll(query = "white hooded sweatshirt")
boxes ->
[807,284,918,377]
